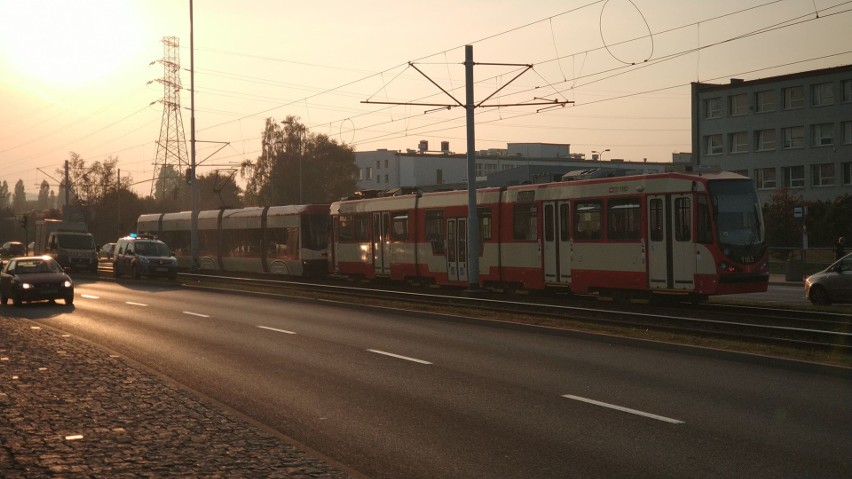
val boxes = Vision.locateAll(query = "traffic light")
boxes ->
[185,168,193,185]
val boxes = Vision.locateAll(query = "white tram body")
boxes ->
[330,171,769,299]
[137,204,329,277]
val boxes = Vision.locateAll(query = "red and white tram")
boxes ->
[330,171,769,300]
[138,204,329,277]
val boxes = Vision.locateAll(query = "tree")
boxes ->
[58,153,127,223]
[0,181,9,210]
[12,179,26,213]
[241,116,357,206]
[762,187,806,249]
[37,180,50,210]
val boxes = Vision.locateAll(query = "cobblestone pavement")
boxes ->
[0,317,354,478]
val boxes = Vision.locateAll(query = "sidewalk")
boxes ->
[0,318,353,478]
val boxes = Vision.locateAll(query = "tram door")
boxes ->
[647,195,696,290]
[543,201,572,285]
[372,212,390,275]
[447,218,467,282]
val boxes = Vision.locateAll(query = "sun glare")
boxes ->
[0,0,145,88]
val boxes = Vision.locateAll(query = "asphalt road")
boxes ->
[14,278,852,479]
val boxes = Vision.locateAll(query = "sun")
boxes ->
[0,0,145,88]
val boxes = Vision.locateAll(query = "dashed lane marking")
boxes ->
[367,349,432,365]
[125,302,147,306]
[257,325,296,335]
[561,394,684,424]
[183,311,210,318]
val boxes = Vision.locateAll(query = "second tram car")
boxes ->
[329,171,769,300]
[138,204,329,277]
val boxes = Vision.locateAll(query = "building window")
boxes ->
[843,162,852,186]
[384,159,389,168]
[729,132,748,153]
[755,90,775,112]
[366,167,373,180]
[358,168,364,180]
[384,174,389,183]
[811,82,834,106]
[704,97,722,119]
[376,160,381,169]
[729,94,748,116]
[756,129,776,151]
[705,134,723,155]
[756,168,776,189]
[844,80,852,103]
[811,163,835,186]
[783,166,805,188]
[783,86,804,109]
[843,121,852,144]
[812,123,834,146]
[436,169,443,185]
[782,126,805,148]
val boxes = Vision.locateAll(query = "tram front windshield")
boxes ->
[708,179,764,246]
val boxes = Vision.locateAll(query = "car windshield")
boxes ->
[135,242,171,256]
[14,259,62,274]
[58,234,95,249]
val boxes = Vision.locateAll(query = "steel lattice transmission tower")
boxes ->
[151,36,189,198]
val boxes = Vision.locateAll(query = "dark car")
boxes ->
[0,241,26,258]
[804,252,852,306]
[99,242,116,260]
[0,256,74,306]
[113,235,177,279]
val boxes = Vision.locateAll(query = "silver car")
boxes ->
[804,253,852,305]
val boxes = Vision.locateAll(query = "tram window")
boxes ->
[696,195,713,244]
[559,203,570,241]
[574,202,602,240]
[512,204,538,241]
[675,197,692,241]
[608,198,641,240]
[391,214,408,241]
[425,210,444,254]
[302,215,328,250]
[354,215,369,242]
[337,215,354,242]
[268,227,298,258]
[478,207,492,241]
[650,199,664,242]
[199,229,218,256]
[544,204,555,242]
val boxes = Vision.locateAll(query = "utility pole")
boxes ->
[189,0,199,269]
[363,45,571,291]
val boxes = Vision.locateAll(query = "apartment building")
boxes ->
[691,64,852,204]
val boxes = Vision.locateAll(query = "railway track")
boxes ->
[165,270,852,358]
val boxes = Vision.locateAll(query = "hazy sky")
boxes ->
[1,0,850,197]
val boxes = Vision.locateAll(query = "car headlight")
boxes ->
[22,283,33,290]
[64,280,72,288]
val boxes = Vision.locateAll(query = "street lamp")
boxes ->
[591,148,610,161]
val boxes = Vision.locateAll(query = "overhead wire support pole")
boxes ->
[360,46,571,292]
[189,0,199,270]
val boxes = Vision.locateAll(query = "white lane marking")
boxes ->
[125,301,147,306]
[367,349,432,365]
[561,394,684,425]
[257,325,296,335]
[183,311,210,318]
[81,294,99,299]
